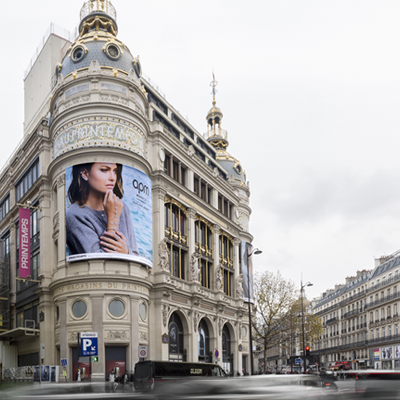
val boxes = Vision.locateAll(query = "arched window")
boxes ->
[164,197,188,280]
[222,325,232,374]
[195,217,213,289]
[168,312,185,361]
[198,319,210,362]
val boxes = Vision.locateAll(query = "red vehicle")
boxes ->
[328,361,351,371]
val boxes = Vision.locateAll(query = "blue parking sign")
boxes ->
[81,332,98,356]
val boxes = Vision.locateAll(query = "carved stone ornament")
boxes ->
[218,317,225,336]
[88,59,101,74]
[189,252,201,282]
[194,312,200,332]
[239,323,242,339]
[215,264,223,292]
[213,167,219,178]
[236,274,244,298]
[139,332,148,342]
[162,304,169,327]
[70,331,78,342]
[107,330,128,340]
[158,238,170,272]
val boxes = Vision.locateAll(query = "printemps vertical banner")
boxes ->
[65,163,152,267]
[19,208,31,278]
[241,242,254,303]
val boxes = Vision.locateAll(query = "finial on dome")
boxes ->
[204,73,228,150]
[79,0,118,37]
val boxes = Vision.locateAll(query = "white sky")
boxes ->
[2,0,400,300]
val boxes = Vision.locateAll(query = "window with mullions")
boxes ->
[219,233,234,296]
[195,219,213,289]
[164,199,188,280]
[0,195,10,222]
[15,158,39,202]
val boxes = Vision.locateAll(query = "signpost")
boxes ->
[139,345,148,359]
[80,332,98,356]
[295,358,302,365]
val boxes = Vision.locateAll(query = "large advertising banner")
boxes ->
[382,347,392,360]
[66,162,152,267]
[241,241,254,303]
[19,207,31,278]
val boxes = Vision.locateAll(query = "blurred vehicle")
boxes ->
[1,382,134,400]
[329,361,351,371]
[149,374,340,400]
[354,370,400,399]
[133,360,227,392]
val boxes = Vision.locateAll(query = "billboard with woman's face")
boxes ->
[65,162,152,266]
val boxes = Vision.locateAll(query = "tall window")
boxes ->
[164,198,188,280]
[222,325,232,374]
[0,195,10,222]
[164,155,186,186]
[219,232,234,296]
[15,158,39,202]
[0,232,11,331]
[195,218,213,289]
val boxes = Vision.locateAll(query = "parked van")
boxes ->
[134,361,227,391]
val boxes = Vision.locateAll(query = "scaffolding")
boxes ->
[0,239,10,332]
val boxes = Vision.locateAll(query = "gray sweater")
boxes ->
[66,202,139,256]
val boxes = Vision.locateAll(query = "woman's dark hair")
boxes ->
[68,162,124,206]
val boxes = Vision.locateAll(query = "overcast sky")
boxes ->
[2,0,400,300]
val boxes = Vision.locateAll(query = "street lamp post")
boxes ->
[247,247,262,375]
[301,280,313,374]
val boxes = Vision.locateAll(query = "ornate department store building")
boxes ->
[0,1,255,381]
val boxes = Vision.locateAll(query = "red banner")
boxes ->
[19,208,31,278]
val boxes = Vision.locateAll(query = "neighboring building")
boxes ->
[0,1,256,381]
[312,251,400,370]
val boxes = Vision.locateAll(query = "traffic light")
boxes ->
[305,346,310,356]
[92,356,98,362]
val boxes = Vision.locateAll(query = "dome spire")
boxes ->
[79,0,118,37]
[205,73,228,150]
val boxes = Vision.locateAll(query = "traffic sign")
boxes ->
[139,345,148,358]
[215,350,219,358]
[81,332,98,356]
[295,358,302,365]
[61,358,67,366]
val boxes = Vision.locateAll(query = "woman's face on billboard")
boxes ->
[82,163,117,195]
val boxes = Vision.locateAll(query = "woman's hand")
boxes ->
[100,230,129,254]
[103,190,123,230]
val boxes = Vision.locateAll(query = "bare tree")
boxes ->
[253,271,322,371]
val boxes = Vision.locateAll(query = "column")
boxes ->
[188,208,196,258]
[178,162,182,184]
[187,169,194,192]
[153,188,167,269]
[169,155,173,178]
[213,224,220,289]
[91,295,104,382]
[57,175,66,264]
[59,299,68,379]
[205,183,209,203]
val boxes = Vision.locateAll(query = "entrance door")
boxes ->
[105,346,126,381]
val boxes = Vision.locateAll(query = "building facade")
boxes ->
[0,1,256,381]
[312,252,400,370]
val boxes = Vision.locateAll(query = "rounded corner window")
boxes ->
[72,300,87,319]
[241,326,247,339]
[234,163,242,175]
[109,299,125,318]
[133,58,142,78]
[139,302,147,321]
[105,43,121,60]
[71,45,86,63]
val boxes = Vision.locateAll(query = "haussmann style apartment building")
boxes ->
[0,0,258,381]
[312,251,400,370]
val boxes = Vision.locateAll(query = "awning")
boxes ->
[0,327,39,339]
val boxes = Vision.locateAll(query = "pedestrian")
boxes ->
[63,368,67,382]
[77,368,81,382]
